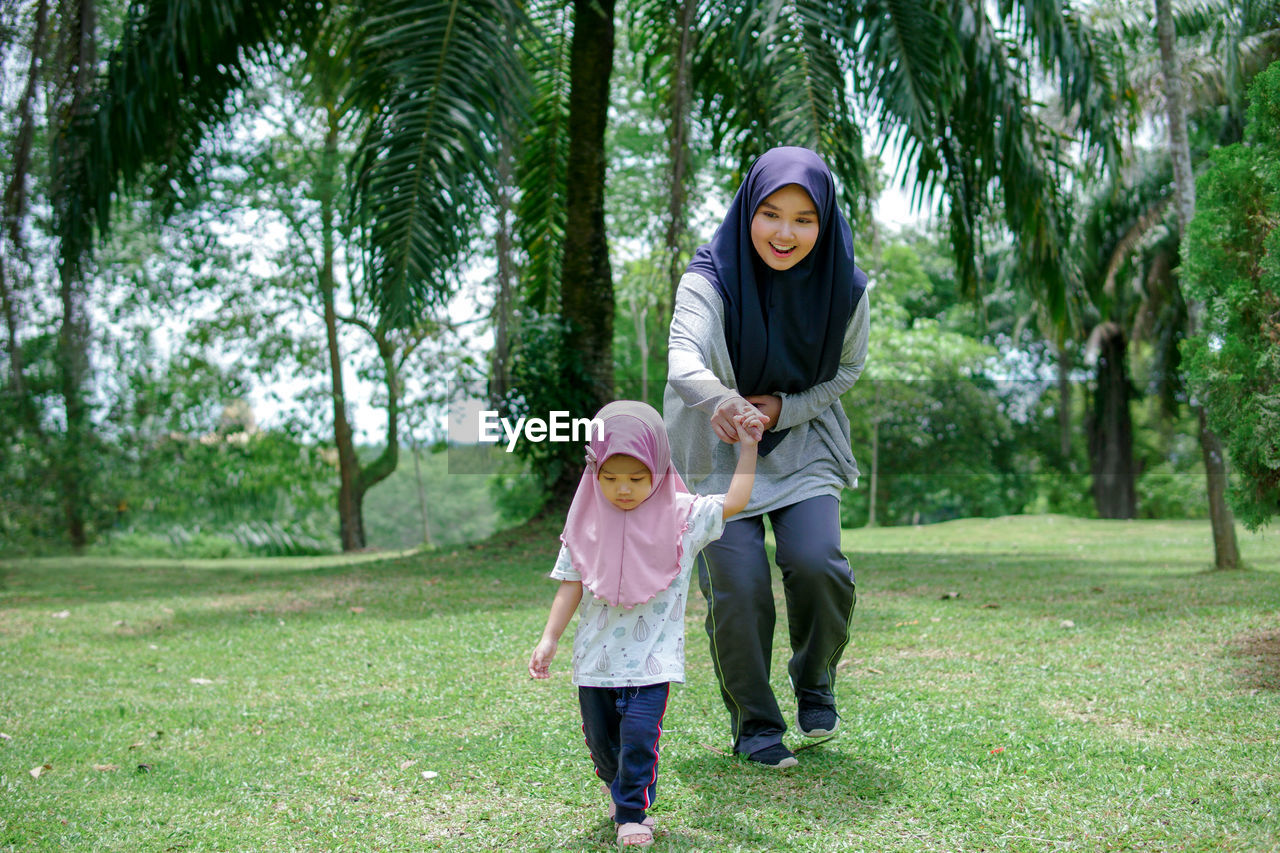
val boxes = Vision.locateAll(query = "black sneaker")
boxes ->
[796,701,839,737]
[746,743,798,769]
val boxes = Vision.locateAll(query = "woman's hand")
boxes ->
[744,395,782,430]
[711,396,759,443]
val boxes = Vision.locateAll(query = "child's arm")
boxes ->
[722,413,762,520]
[529,580,583,679]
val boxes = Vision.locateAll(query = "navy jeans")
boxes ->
[578,682,670,825]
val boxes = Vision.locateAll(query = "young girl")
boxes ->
[528,400,761,848]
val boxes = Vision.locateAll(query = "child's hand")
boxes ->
[733,412,765,445]
[529,638,558,679]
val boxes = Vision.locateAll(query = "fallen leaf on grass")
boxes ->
[189,678,214,685]
[51,611,70,619]
[30,764,51,778]
[421,770,439,780]
[1060,620,1076,629]
[349,606,365,614]
[981,603,1001,609]
[940,592,961,600]
[1,732,12,741]
[867,667,884,675]
[127,742,144,750]
[91,764,119,772]
[399,759,417,771]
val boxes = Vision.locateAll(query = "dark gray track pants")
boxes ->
[697,494,855,756]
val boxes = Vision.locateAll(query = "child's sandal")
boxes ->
[617,822,653,848]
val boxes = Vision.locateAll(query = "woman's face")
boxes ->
[597,453,654,510]
[750,184,820,271]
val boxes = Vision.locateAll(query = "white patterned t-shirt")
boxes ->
[550,493,726,687]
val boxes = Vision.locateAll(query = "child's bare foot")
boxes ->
[617,821,654,847]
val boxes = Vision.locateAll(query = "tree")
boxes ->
[1069,153,1183,520]
[53,0,1151,525]
[1183,61,1280,531]
[1155,0,1242,567]
[38,0,526,547]
[558,0,617,429]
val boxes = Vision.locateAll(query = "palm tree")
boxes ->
[1082,0,1280,565]
[1072,153,1180,519]
[50,0,527,546]
[1155,0,1238,568]
[54,0,1137,520]
[4,0,102,548]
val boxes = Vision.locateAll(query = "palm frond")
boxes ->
[691,1,868,208]
[628,0,700,292]
[56,0,317,274]
[349,0,529,327]
[513,0,571,314]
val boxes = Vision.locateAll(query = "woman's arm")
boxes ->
[668,274,758,442]
[667,274,738,414]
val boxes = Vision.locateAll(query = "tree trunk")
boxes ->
[1198,408,1239,568]
[664,0,696,307]
[354,327,403,518]
[490,128,517,406]
[2,0,51,453]
[411,436,432,547]
[1156,0,1241,568]
[866,417,880,527]
[551,0,616,505]
[53,0,98,551]
[630,293,649,403]
[1056,340,1072,462]
[1087,323,1136,519]
[1156,0,1196,238]
[319,102,363,551]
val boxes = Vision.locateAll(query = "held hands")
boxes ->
[744,395,781,431]
[734,411,765,446]
[712,395,779,443]
[528,638,558,679]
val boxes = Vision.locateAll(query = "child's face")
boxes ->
[750,183,820,271]
[597,454,654,511]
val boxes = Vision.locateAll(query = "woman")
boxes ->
[663,146,869,768]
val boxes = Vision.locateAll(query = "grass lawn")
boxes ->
[2,515,1277,851]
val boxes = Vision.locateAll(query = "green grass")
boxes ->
[2,515,1277,851]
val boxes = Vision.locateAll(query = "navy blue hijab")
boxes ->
[686,146,867,454]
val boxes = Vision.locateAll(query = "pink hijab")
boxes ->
[561,401,695,608]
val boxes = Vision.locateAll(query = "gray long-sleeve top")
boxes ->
[662,271,871,517]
